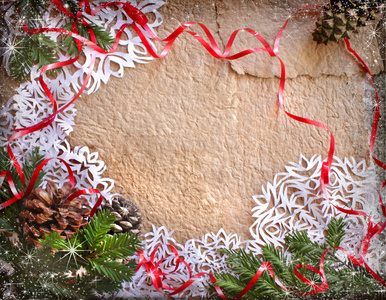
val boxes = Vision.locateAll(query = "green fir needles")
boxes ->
[0,146,46,234]
[210,218,385,299]
[5,0,115,81]
[9,34,60,82]
[0,209,142,299]
[0,147,142,298]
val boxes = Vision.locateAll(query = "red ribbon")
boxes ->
[0,2,131,216]
[2,1,386,297]
[135,244,331,299]
[127,3,386,296]
[0,158,73,210]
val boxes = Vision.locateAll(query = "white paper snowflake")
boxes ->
[0,0,165,205]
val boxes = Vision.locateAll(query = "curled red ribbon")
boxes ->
[0,2,133,215]
[135,244,331,299]
[2,1,386,298]
[128,3,386,297]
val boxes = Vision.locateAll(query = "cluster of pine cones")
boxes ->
[18,181,142,246]
[313,0,385,44]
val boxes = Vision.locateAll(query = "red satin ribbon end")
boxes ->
[124,4,148,26]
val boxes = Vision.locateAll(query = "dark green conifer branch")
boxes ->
[209,218,385,299]
[0,209,142,298]
[0,146,46,237]
[4,0,115,81]
[0,148,142,298]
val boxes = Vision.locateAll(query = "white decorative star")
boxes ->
[57,233,88,268]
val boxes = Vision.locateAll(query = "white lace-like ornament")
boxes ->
[0,0,165,201]
[117,156,383,299]
[0,1,384,298]
[121,226,247,299]
[249,155,381,252]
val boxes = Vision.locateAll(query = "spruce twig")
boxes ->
[0,150,141,299]
[0,147,45,236]
[5,0,115,81]
[62,21,115,56]
[36,209,142,297]
[1,209,141,299]
[9,33,61,81]
[210,218,386,299]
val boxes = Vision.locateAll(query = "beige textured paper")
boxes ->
[64,0,382,243]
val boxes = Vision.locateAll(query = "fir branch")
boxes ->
[34,210,139,296]
[88,256,134,282]
[0,234,18,262]
[213,272,252,298]
[0,146,18,202]
[14,0,47,26]
[210,218,386,299]
[12,0,79,26]
[83,209,116,251]
[96,232,141,259]
[1,177,140,299]
[9,34,61,82]
[285,230,326,262]
[0,148,9,172]
[39,231,68,250]
[92,278,122,294]
[61,0,81,16]
[7,0,114,81]
[262,245,293,285]
[0,217,13,232]
[37,275,94,299]
[216,248,284,299]
[325,217,345,249]
[0,205,24,236]
[0,147,46,238]
[87,23,115,51]
[62,21,115,56]
[0,146,46,192]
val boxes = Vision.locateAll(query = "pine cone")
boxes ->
[313,0,384,44]
[19,181,91,247]
[101,196,142,236]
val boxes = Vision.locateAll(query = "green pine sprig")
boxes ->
[82,208,117,251]
[88,256,135,282]
[14,0,47,26]
[0,146,46,237]
[325,215,346,248]
[0,145,139,300]
[62,21,115,56]
[0,146,46,201]
[37,209,142,296]
[13,0,80,25]
[209,218,386,299]
[97,232,140,260]
[61,0,82,16]
[6,0,115,81]
[9,33,61,82]
[1,209,142,299]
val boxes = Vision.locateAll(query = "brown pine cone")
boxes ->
[101,196,142,236]
[19,181,91,247]
[313,0,382,44]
